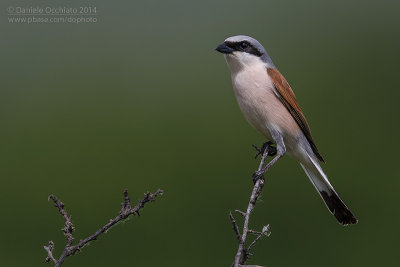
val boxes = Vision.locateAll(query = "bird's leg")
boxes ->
[252,132,285,184]
[252,141,277,159]
[252,151,284,184]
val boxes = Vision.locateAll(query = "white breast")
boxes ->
[231,64,275,140]
[226,55,302,154]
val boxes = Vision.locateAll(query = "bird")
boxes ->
[215,35,357,226]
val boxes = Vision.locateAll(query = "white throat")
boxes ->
[224,52,268,75]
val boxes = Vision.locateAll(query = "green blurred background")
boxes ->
[1,0,399,266]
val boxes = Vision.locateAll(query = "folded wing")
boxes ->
[267,67,324,162]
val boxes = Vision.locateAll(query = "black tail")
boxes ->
[320,189,358,226]
[301,159,358,226]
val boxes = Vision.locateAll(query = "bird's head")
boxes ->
[215,35,274,72]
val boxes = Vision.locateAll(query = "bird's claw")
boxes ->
[252,141,277,159]
[252,144,262,159]
[252,170,265,184]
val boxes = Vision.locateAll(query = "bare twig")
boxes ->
[235,210,246,217]
[231,143,274,267]
[44,189,163,267]
[229,211,241,242]
[44,241,56,264]
[247,225,270,253]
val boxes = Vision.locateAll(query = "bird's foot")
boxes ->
[252,170,265,184]
[252,141,277,159]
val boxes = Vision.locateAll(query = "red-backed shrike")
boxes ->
[216,35,357,225]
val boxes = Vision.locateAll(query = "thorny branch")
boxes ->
[44,189,163,267]
[230,143,274,267]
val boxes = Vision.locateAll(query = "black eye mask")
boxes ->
[225,41,263,57]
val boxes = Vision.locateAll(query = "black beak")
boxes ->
[215,43,233,54]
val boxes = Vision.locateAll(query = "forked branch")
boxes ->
[230,143,274,267]
[44,189,163,267]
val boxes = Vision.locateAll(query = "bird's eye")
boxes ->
[240,42,249,49]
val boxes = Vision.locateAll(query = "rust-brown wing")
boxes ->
[267,68,325,162]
